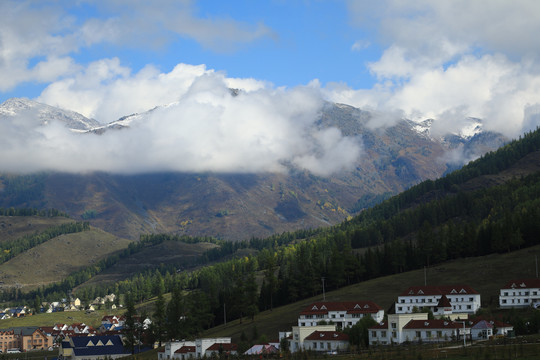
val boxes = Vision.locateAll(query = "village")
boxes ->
[0,278,532,359]
[158,278,539,358]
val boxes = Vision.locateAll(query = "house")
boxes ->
[288,324,349,353]
[195,338,232,358]
[303,330,349,352]
[173,345,196,360]
[369,313,432,345]
[499,279,540,308]
[0,327,54,352]
[60,335,134,360]
[401,319,462,343]
[369,313,472,345]
[395,285,481,315]
[0,313,10,320]
[244,344,279,356]
[0,329,17,353]
[297,301,384,328]
[8,307,26,318]
[159,341,195,360]
[467,318,514,339]
[160,338,232,360]
[204,343,238,357]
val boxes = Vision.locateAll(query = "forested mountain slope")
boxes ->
[0,100,507,241]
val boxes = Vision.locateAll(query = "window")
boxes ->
[327,342,331,349]
[392,331,397,338]
[469,297,473,301]
[391,323,397,329]
[502,300,507,304]
[437,331,442,338]
[320,342,324,349]
[426,331,432,338]
[313,342,317,349]
[381,331,387,337]
[371,331,376,337]
[416,331,421,338]
[398,307,402,311]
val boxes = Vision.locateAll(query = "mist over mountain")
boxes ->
[0,97,507,240]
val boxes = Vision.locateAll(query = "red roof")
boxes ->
[469,317,513,329]
[305,330,349,341]
[403,320,462,330]
[399,285,479,296]
[501,279,540,290]
[436,295,452,308]
[206,343,238,352]
[175,346,196,354]
[300,301,382,315]
[369,322,388,330]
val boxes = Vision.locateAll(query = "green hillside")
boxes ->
[201,243,540,342]
[0,227,132,292]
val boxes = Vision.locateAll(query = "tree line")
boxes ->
[0,207,68,217]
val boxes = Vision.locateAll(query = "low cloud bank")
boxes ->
[1,71,363,176]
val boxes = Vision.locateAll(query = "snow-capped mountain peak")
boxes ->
[0,98,101,131]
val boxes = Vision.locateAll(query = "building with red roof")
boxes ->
[204,343,238,357]
[499,278,540,308]
[298,301,384,328]
[369,313,471,345]
[395,285,481,315]
[303,330,349,352]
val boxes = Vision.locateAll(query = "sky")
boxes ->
[1,0,540,175]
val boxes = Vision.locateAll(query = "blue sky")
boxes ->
[2,1,381,99]
[1,0,540,174]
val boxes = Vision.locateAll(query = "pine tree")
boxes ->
[153,291,166,346]
[123,293,138,354]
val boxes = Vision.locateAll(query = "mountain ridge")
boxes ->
[0,98,509,240]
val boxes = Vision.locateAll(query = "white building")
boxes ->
[303,330,349,353]
[369,313,469,345]
[369,313,431,345]
[468,319,514,339]
[289,324,346,353]
[499,279,540,308]
[297,301,384,328]
[158,338,232,360]
[395,285,481,315]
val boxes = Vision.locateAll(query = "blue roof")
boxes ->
[64,335,130,357]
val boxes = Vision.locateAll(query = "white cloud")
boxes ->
[3,65,362,176]
[351,39,370,52]
[0,0,274,93]
[37,60,270,123]
[340,0,540,137]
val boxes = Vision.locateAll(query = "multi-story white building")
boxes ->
[369,313,469,345]
[395,285,481,315]
[297,301,384,328]
[499,279,540,308]
[288,324,348,353]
